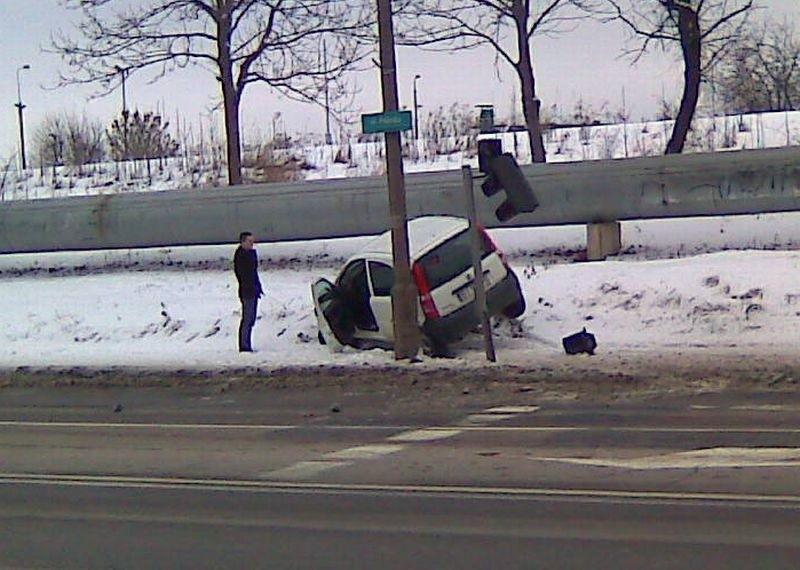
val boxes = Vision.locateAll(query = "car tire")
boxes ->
[502,297,526,319]
[422,334,451,358]
[502,271,526,318]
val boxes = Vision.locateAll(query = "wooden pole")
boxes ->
[377,0,419,360]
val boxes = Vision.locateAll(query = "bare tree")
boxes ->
[33,114,105,171]
[603,0,753,154]
[715,16,800,113]
[52,1,370,185]
[398,0,600,163]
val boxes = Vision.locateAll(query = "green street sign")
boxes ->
[361,110,413,134]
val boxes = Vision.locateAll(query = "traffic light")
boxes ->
[478,141,539,222]
[477,139,502,174]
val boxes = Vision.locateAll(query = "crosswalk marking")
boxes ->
[531,447,800,470]
[325,444,405,460]
[484,406,540,414]
[388,429,463,442]
[462,413,515,424]
[261,403,541,480]
[263,460,353,480]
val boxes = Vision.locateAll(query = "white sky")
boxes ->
[0,0,796,161]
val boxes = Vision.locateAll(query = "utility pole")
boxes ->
[118,67,128,117]
[116,66,129,160]
[15,64,30,171]
[377,0,419,360]
[413,74,421,140]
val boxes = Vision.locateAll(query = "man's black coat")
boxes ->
[234,246,263,299]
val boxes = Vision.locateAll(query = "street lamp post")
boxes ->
[413,74,421,140]
[116,66,129,117]
[116,66,129,160]
[323,41,333,145]
[15,64,31,170]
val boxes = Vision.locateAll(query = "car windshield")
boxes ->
[416,229,494,290]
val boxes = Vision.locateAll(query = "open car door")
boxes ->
[311,278,355,352]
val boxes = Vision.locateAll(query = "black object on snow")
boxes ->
[562,328,597,355]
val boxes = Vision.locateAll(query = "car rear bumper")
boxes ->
[422,270,524,343]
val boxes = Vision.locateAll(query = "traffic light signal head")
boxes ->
[478,139,502,173]
[480,152,539,222]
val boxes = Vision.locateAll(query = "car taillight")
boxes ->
[479,227,510,269]
[411,262,440,319]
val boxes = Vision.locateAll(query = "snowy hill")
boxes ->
[2,110,799,202]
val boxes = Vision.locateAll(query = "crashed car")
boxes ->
[311,215,526,354]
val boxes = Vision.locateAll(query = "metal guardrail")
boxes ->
[1,146,799,253]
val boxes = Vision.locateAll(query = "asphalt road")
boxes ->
[1,385,800,569]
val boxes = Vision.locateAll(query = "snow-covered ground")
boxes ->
[2,213,799,372]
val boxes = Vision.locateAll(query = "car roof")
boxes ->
[356,215,469,260]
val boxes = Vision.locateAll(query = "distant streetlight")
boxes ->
[413,74,421,140]
[115,66,129,117]
[15,64,31,170]
[323,41,332,145]
[116,66,130,160]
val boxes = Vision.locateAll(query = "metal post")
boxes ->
[621,86,629,158]
[15,64,30,171]
[462,165,496,362]
[49,133,58,181]
[323,41,333,145]
[120,68,128,117]
[117,66,129,160]
[377,0,419,360]
[413,74,421,140]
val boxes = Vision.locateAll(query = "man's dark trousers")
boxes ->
[239,296,258,352]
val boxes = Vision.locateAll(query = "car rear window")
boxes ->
[416,229,495,290]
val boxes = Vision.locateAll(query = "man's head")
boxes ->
[239,231,255,250]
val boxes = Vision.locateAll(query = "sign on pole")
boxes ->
[361,110,413,134]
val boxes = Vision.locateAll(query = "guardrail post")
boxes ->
[586,221,621,261]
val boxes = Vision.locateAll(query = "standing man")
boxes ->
[233,231,263,353]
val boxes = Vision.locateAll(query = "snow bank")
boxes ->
[2,248,799,371]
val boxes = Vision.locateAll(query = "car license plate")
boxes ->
[455,274,491,303]
[456,288,472,303]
